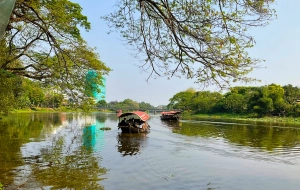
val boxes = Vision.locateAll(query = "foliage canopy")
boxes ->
[168,84,300,117]
[1,0,110,102]
[103,0,275,87]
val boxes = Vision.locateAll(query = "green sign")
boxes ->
[0,0,16,37]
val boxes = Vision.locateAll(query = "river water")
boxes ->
[1,112,300,190]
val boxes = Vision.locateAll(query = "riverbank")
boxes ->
[10,107,113,114]
[182,113,300,124]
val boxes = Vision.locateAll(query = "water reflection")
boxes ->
[172,120,300,152]
[0,113,108,189]
[0,113,55,186]
[83,120,105,151]
[31,135,106,190]
[161,120,181,129]
[3,113,300,189]
[116,133,148,156]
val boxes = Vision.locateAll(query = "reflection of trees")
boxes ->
[31,134,107,189]
[117,133,147,156]
[173,122,300,151]
[0,113,108,188]
[96,114,107,123]
[0,114,44,185]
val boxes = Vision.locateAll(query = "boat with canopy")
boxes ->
[117,111,151,133]
[160,111,181,121]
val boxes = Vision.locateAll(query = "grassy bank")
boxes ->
[182,113,300,124]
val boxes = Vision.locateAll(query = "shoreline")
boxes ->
[181,113,300,125]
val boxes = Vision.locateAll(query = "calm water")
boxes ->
[1,113,300,189]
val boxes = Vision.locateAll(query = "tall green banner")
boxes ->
[0,0,16,38]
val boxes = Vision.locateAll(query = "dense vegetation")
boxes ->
[0,0,284,117]
[0,75,158,114]
[0,77,67,114]
[167,84,300,117]
[98,99,157,111]
[0,0,110,114]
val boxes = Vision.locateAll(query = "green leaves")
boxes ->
[104,0,275,87]
[167,84,300,117]
[2,0,110,103]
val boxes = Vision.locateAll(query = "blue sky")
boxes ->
[73,0,299,106]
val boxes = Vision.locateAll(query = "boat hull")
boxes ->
[160,116,180,121]
[118,124,150,133]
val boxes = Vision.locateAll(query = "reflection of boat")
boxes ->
[161,120,181,128]
[117,111,150,133]
[160,111,181,120]
[116,133,147,156]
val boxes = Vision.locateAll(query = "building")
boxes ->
[95,77,106,102]
[85,70,106,103]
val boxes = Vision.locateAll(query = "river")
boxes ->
[1,112,300,190]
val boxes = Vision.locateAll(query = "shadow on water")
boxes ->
[0,113,108,189]
[116,133,148,157]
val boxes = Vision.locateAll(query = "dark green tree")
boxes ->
[223,92,247,113]
[283,84,300,105]
[191,91,222,113]
[0,70,22,114]
[168,88,195,110]
[96,100,108,108]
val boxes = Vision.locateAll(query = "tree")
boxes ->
[139,101,154,110]
[22,79,45,107]
[283,84,300,105]
[96,100,108,108]
[2,0,110,102]
[267,84,286,115]
[103,0,275,87]
[168,88,195,110]
[253,97,273,116]
[248,84,285,116]
[223,92,247,113]
[191,91,222,113]
[121,99,140,110]
[0,70,22,114]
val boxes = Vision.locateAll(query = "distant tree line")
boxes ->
[97,99,157,111]
[167,84,300,117]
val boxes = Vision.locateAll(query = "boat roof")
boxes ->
[118,111,150,121]
[161,111,181,115]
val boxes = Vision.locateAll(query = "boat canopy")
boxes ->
[161,111,181,115]
[118,111,150,121]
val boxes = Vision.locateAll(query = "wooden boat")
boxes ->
[160,111,181,121]
[117,111,151,133]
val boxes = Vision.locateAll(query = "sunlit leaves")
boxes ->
[103,0,275,87]
[3,0,111,103]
